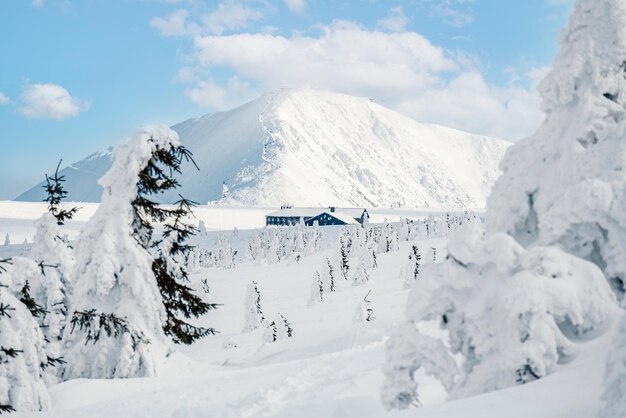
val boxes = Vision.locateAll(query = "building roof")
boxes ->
[308,211,360,225]
[266,207,367,218]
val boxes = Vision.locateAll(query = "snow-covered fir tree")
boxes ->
[0,258,51,413]
[197,220,207,236]
[243,281,265,332]
[61,127,179,380]
[351,260,369,287]
[221,181,229,199]
[353,290,375,323]
[3,234,9,247]
[382,223,618,409]
[322,257,336,293]
[403,246,421,289]
[485,0,626,304]
[308,270,324,305]
[263,313,293,342]
[275,313,293,339]
[24,161,79,375]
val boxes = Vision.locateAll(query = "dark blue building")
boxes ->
[265,207,369,227]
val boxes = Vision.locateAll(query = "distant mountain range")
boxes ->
[17,88,510,208]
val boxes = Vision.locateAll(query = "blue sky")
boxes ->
[0,0,573,200]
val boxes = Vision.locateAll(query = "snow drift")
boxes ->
[16,88,509,208]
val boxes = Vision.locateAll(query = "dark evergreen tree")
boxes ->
[131,138,219,344]
[152,197,220,344]
[43,160,79,225]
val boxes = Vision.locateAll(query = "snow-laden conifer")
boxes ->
[382,222,618,409]
[402,246,421,289]
[486,0,626,303]
[351,260,369,287]
[0,258,51,413]
[243,281,265,332]
[353,290,375,323]
[61,127,177,380]
[308,270,324,305]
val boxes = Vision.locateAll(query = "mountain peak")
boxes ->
[17,89,509,208]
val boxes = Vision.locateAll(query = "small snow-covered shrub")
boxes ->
[382,222,618,409]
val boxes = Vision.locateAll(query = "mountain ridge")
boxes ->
[17,88,510,208]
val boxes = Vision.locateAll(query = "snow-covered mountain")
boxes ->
[17,88,509,208]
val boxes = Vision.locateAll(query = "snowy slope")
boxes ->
[8,224,619,418]
[16,89,509,208]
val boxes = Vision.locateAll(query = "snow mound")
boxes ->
[16,88,509,208]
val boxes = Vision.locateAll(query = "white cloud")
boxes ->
[422,0,476,27]
[283,0,306,14]
[0,92,9,105]
[204,1,263,35]
[151,1,264,37]
[150,9,193,37]
[185,76,255,108]
[193,21,457,100]
[18,83,89,120]
[377,6,409,32]
[396,71,545,140]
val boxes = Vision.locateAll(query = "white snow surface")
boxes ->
[0,201,620,417]
[16,88,509,208]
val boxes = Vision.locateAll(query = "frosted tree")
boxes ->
[308,270,324,305]
[361,245,378,269]
[403,246,421,289]
[263,313,293,342]
[321,257,336,293]
[243,281,265,332]
[382,223,618,409]
[60,127,178,380]
[486,0,626,304]
[24,161,79,371]
[3,234,8,247]
[351,260,370,287]
[275,313,293,339]
[354,290,375,323]
[221,181,229,199]
[0,258,51,413]
[198,220,207,236]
